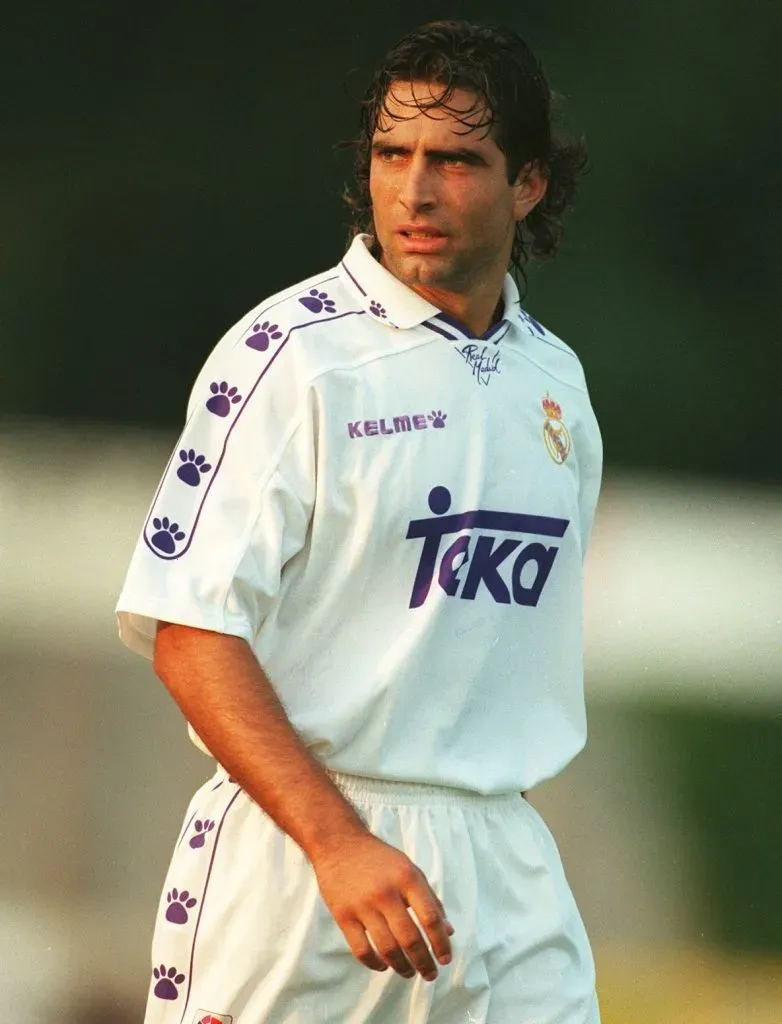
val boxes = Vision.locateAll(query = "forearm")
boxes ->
[153,622,367,860]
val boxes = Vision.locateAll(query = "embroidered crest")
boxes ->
[194,1013,233,1024]
[542,394,571,464]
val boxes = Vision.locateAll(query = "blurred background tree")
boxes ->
[2,0,780,481]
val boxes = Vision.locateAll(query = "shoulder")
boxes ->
[189,259,437,419]
[186,263,363,416]
[515,307,591,395]
[200,263,356,365]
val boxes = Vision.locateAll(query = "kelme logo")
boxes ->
[347,410,447,438]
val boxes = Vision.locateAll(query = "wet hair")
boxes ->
[341,20,588,281]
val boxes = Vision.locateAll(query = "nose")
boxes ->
[398,153,436,214]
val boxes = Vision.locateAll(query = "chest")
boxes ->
[317,339,584,518]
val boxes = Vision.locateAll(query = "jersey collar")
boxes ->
[340,234,438,329]
[339,234,521,340]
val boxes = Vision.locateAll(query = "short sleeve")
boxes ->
[115,311,316,660]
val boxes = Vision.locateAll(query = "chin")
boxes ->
[389,251,451,287]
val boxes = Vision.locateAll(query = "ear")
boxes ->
[512,163,548,222]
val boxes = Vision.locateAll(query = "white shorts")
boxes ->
[144,768,599,1024]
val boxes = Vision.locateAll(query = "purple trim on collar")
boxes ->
[422,320,458,341]
[483,320,508,341]
[434,311,477,339]
[435,311,510,342]
[339,260,366,296]
[488,323,511,343]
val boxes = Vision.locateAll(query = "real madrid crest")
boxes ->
[542,394,571,464]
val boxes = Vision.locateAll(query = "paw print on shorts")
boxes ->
[150,517,186,554]
[189,819,215,849]
[299,289,336,314]
[246,320,284,352]
[206,381,242,417]
[153,964,185,1000]
[165,887,198,924]
[369,300,387,319]
[428,410,447,428]
[176,449,212,487]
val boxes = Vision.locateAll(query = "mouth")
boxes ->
[396,228,449,253]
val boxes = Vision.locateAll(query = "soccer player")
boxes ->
[117,19,602,1024]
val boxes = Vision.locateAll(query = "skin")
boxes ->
[370,80,548,337]
[154,623,454,982]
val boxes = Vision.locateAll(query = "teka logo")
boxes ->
[348,411,447,439]
[405,486,569,609]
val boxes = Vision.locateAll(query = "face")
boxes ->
[369,80,546,300]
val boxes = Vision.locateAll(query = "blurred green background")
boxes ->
[5,0,782,482]
[1,1,780,1020]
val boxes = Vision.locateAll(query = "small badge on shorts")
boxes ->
[194,1013,233,1024]
[542,393,571,465]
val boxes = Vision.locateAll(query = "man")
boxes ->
[117,19,602,1024]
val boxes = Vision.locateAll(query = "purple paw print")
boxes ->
[206,381,242,417]
[428,410,447,428]
[153,964,185,1000]
[176,449,212,487]
[246,320,283,352]
[165,887,198,924]
[189,819,215,849]
[150,517,186,554]
[369,300,387,319]
[299,289,337,314]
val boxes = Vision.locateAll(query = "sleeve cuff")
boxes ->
[115,601,255,661]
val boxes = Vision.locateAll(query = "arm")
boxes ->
[154,622,454,981]
[154,621,366,855]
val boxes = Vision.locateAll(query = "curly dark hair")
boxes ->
[342,20,588,281]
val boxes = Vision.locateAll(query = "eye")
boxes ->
[374,147,404,163]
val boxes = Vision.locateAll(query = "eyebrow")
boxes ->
[371,142,488,165]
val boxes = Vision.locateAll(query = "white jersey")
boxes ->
[116,234,602,794]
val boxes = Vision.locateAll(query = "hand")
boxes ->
[311,830,455,982]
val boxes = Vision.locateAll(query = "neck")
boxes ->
[415,283,505,337]
[395,248,510,337]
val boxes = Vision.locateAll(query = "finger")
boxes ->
[339,916,389,973]
[404,886,453,966]
[360,910,416,979]
[383,897,441,980]
[434,894,456,938]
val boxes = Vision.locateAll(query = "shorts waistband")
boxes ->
[325,769,523,810]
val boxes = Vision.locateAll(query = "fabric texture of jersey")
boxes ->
[143,767,600,1024]
[116,235,603,794]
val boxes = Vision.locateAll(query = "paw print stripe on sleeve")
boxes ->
[206,381,242,417]
[298,288,338,314]
[142,295,363,562]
